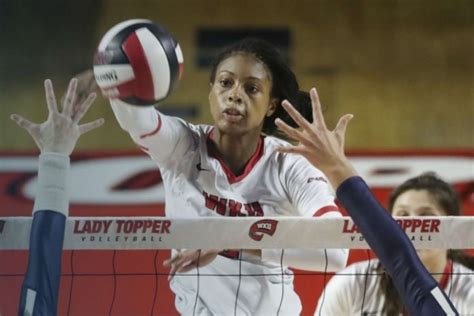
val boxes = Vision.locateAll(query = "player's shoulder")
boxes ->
[452,261,474,288]
[453,261,474,273]
[178,122,212,144]
[451,261,474,306]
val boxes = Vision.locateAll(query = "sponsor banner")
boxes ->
[1,216,472,250]
[0,151,472,217]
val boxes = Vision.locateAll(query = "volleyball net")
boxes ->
[1,216,473,315]
[1,216,473,250]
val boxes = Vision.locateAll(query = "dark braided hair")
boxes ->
[377,172,474,315]
[210,38,312,135]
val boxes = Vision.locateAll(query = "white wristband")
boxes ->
[33,153,70,216]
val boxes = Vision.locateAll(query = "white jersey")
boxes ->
[111,100,348,315]
[315,259,474,315]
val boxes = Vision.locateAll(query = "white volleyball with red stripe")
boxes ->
[93,19,183,106]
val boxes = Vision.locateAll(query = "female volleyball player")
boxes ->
[11,78,103,315]
[107,38,349,315]
[275,88,461,315]
[313,173,474,315]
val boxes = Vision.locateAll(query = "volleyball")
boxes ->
[93,19,184,106]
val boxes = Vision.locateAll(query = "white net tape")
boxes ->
[1,216,472,250]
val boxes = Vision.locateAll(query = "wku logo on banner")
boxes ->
[249,219,279,241]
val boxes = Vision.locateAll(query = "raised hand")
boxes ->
[274,87,357,188]
[65,70,99,120]
[163,249,221,281]
[10,78,104,155]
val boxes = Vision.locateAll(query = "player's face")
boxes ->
[391,189,448,265]
[209,53,277,135]
[391,189,447,218]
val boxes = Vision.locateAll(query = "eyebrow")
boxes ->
[394,205,435,212]
[218,70,264,81]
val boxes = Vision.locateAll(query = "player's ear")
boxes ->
[266,98,278,117]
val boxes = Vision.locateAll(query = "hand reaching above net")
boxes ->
[10,78,104,155]
[274,87,356,189]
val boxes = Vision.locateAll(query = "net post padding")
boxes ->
[1,216,473,250]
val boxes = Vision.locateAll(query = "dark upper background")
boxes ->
[1,0,473,150]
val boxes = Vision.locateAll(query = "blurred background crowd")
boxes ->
[1,0,472,151]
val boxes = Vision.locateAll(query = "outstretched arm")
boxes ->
[275,88,458,316]
[75,70,194,164]
[11,78,103,316]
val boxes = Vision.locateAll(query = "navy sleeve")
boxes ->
[18,210,66,316]
[336,176,458,316]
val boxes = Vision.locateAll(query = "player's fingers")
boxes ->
[10,114,36,132]
[163,250,185,267]
[78,118,104,135]
[44,79,59,114]
[63,78,78,117]
[275,118,302,141]
[334,114,353,146]
[168,259,194,281]
[167,264,178,281]
[281,100,313,131]
[177,262,199,273]
[275,118,314,148]
[163,258,174,267]
[310,88,327,130]
[73,93,97,123]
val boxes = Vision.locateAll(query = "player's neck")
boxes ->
[211,129,261,175]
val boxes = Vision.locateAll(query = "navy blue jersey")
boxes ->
[337,176,458,316]
[18,210,66,316]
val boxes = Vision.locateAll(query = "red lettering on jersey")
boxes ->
[204,192,218,209]
[228,200,243,217]
[202,191,263,217]
[203,192,227,215]
[216,198,227,216]
[251,202,264,216]
[244,204,255,216]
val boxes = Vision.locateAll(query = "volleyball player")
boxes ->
[275,88,460,315]
[313,173,474,315]
[11,78,103,316]
[105,38,349,315]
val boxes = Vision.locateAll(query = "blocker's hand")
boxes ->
[274,87,357,188]
[164,249,221,281]
[11,78,104,155]
[65,70,100,119]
